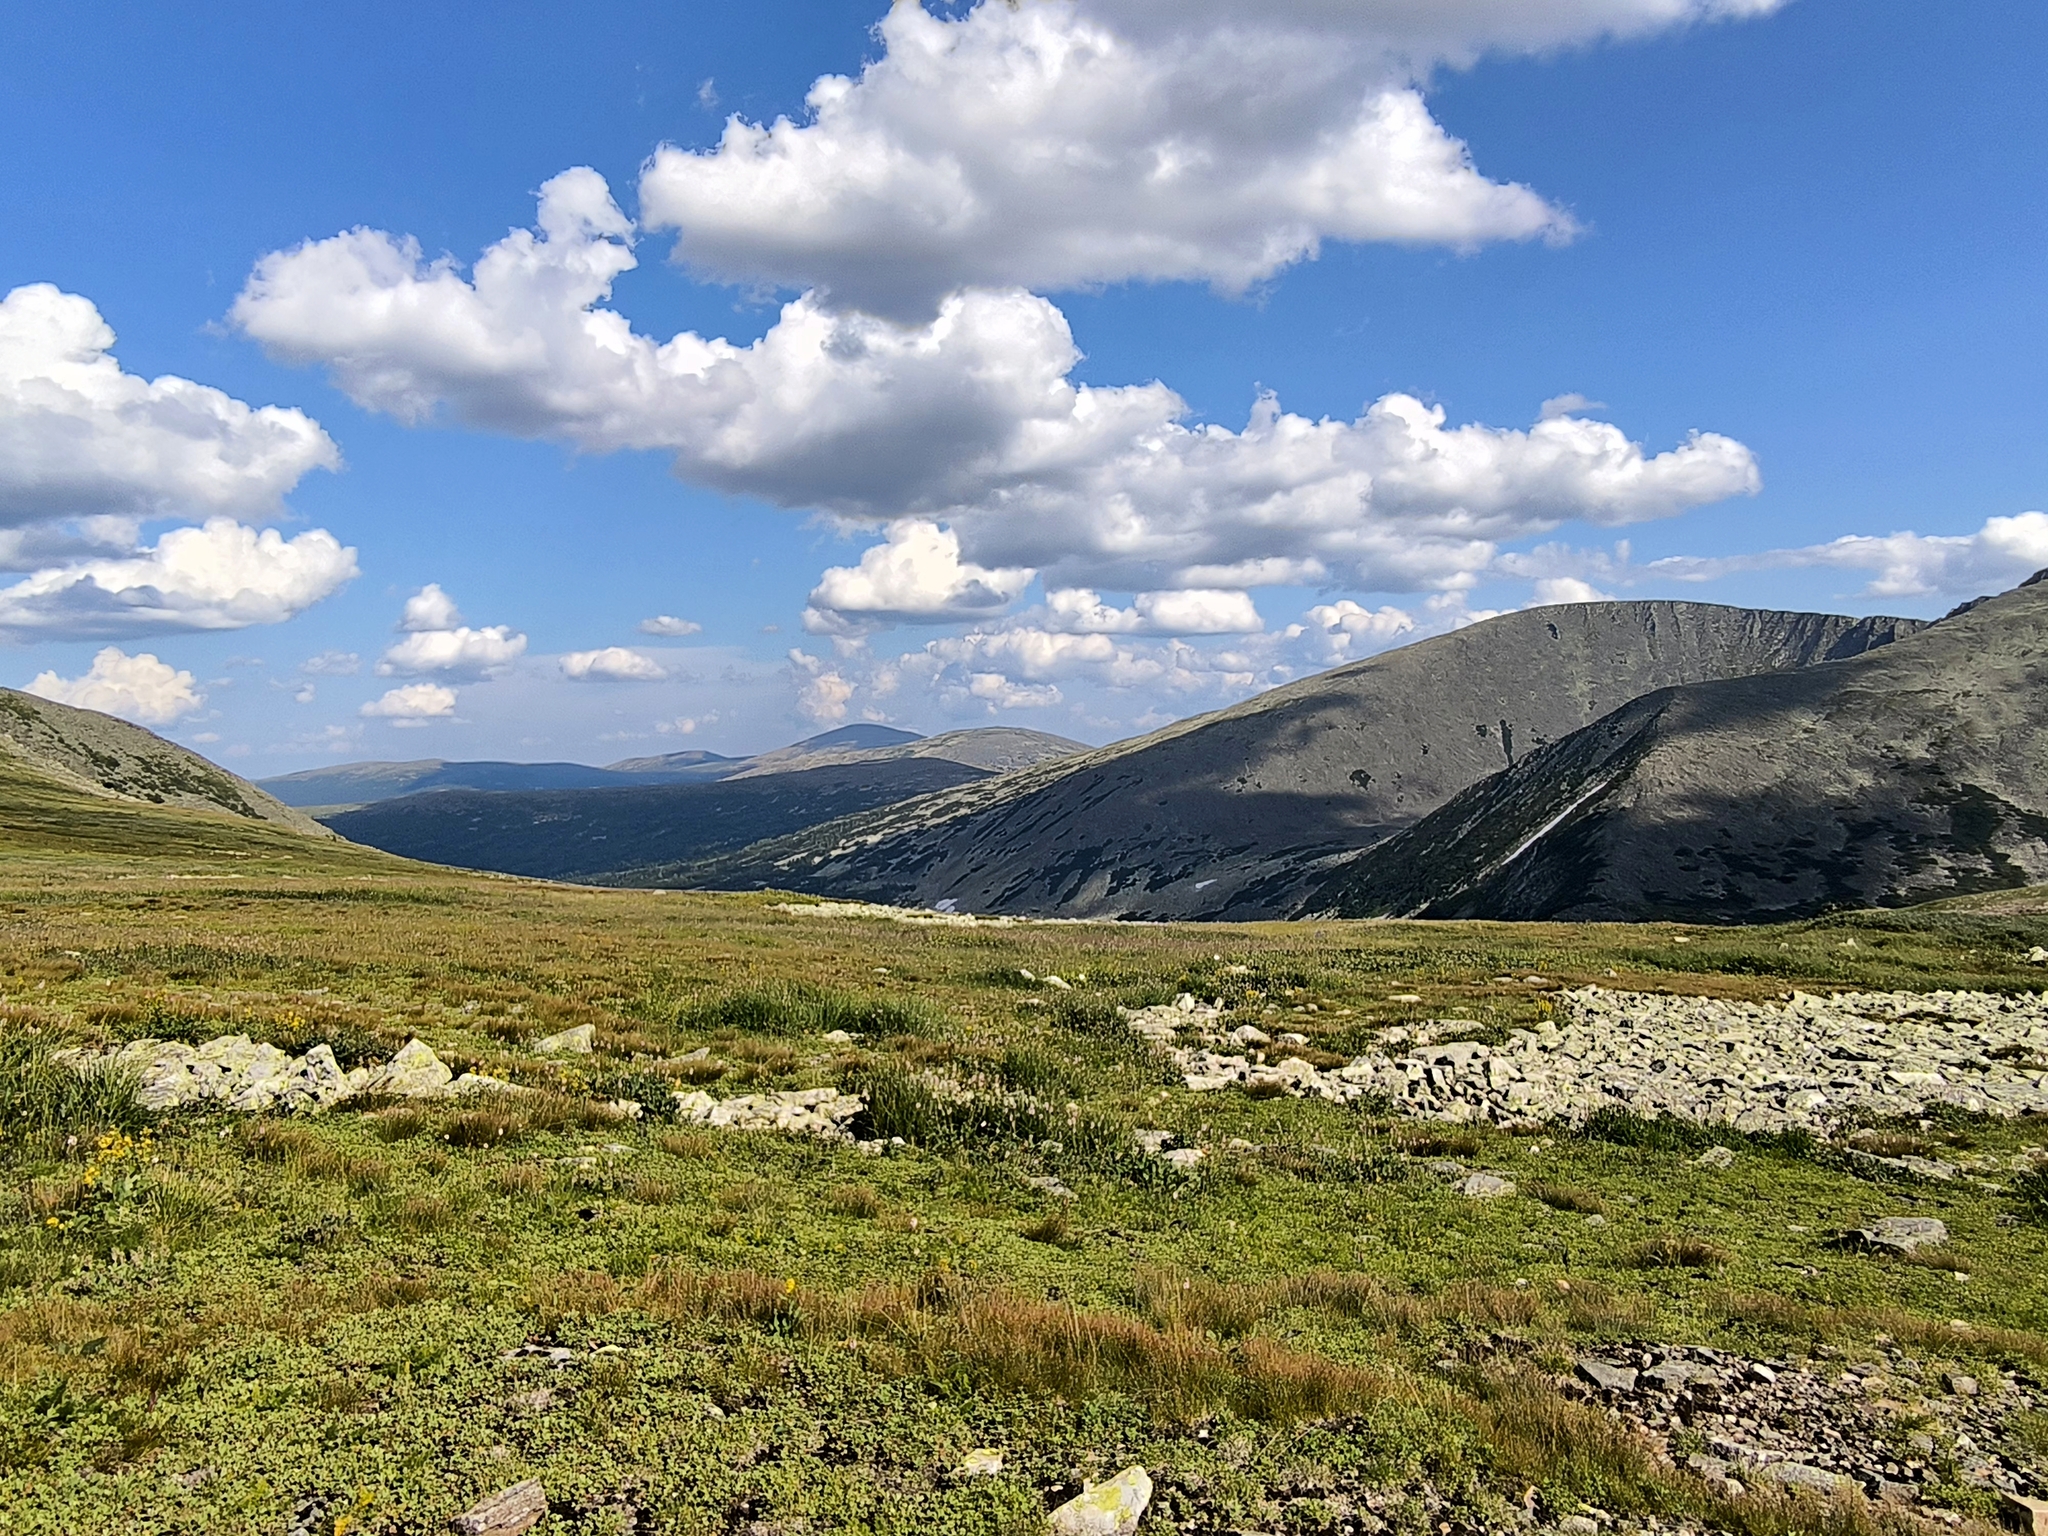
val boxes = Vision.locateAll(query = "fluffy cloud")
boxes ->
[1603,512,2048,601]
[1303,598,1416,662]
[560,646,667,681]
[0,518,358,638]
[237,177,1756,609]
[640,1,1779,318]
[0,283,337,528]
[360,682,457,724]
[788,649,855,724]
[641,3,1571,319]
[1043,587,1263,635]
[299,649,360,676]
[400,583,463,632]
[377,584,527,679]
[1530,576,1616,604]
[24,646,203,726]
[804,521,1033,633]
[638,614,701,637]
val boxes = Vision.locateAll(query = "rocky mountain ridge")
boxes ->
[659,601,1923,917]
[1313,570,2048,922]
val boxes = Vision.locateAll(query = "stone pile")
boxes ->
[57,1035,507,1113]
[671,1087,865,1141]
[1560,1338,2042,1510]
[1130,988,2048,1133]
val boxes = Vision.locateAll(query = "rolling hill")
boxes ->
[261,723,1083,811]
[0,688,331,837]
[1307,571,2048,924]
[319,757,1000,882]
[660,601,1925,917]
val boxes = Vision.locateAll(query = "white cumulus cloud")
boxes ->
[640,1,1580,319]
[638,1,1783,320]
[804,520,1034,633]
[360,682,457,724]
[0,518,358,639]
[1043,587,1263,635]
[235,175,1758,606]
[1644,512,2048,600]
[0,283,338,527]
[789,649,856,724]
[638,614,702,637]
[377,584,527,679]
[24,646,204,726]
[560,646,668,681]
[1303,598,1417,662]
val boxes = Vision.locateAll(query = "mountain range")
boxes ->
[18,573,2048,926]
[297,725,1087,881]
[660,601,1925,917]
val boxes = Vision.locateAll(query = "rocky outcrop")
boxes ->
[1128,987,2048,1135]
[60,1036,508,1112]
[671,1087,865,1140]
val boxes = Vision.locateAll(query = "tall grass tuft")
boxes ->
[674,982,940,1040]
[0,1031,144,1158]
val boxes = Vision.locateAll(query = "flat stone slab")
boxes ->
[1848,1216,1949,1254]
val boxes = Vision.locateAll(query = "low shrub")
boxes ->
[1634,1235,1731,1270]
[0,1031,144,1158]
[1529,1181,1608,1216]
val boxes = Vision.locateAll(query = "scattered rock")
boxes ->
[1460,1173,1516,1199]
[1849,1216,1949,1254]
[1943,1371,1980,1397]
[822,1030,854,1044]
[1141,986,2048,1132]
[533,1024,594,1055]
[1049,1466,1153,1536]
[1559,1517,1600,1536]
[1577,1358,1638,1394]
[57,1034,495,1113]
[958,1448,1004,1477]
[1696,1145,1736,1170]
[671,1087,864,1140]
[2026,948,2048,965]
[451,1479,546,1536]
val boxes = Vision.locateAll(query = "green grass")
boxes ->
[0,778,2044,1532]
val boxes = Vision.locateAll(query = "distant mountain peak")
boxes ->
[794,724,923,751]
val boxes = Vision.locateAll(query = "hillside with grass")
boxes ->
[0,688,331,837]
[1,796,2046,1535]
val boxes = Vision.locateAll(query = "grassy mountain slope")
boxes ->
[0,688,331,837]
[1313,571,2048,923]
[669,601,1922,918]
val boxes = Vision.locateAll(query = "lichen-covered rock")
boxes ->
[533,1024,594,1055]
[1050,1467,1152,1536]
[358,1038,455,1098]
[672,1087,864,1140]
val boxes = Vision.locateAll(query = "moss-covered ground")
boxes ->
[2,780,2046,1535]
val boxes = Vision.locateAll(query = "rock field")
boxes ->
[1135,987,2048,1135]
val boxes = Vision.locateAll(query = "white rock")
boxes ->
[959,1448,1004,1477]
[1460,1173,1516,1199]
[361,1039,455,1099]
[1050,1466,1153,1536]
[1230,1025,1272,1047]
[533,1023,595,1055]
[1697,1145,1736,1169]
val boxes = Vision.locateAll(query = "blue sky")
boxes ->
[1,0,2042,768]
